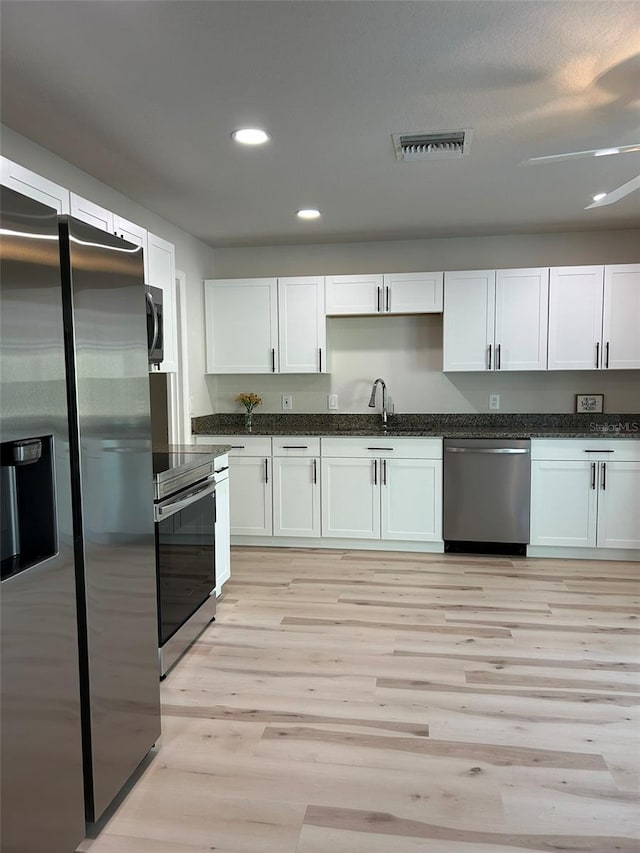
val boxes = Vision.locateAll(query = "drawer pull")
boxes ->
[367,447,394,451]
[231,445,246,449]
[584,449,614,453]
[282,445,309,449]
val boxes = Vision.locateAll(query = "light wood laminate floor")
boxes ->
[82,547,639,853]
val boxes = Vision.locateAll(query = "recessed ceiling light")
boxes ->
[231,128,270,146]
[296,209,321,220]
[592,192,607,201]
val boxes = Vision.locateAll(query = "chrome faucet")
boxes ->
[368,378,390,430]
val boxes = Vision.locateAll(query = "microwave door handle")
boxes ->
[155,476,216,521]
[145,290,159,354]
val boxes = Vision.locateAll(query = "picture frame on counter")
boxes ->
[575,394,604,413]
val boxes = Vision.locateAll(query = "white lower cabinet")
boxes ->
[321,437,443,542]
[321,457,381,538]
[272,438,321,537]
[214,472,231,593]
[530,440,640,550]
[382,458,442,541]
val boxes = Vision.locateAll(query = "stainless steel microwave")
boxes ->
[145,285,164,366]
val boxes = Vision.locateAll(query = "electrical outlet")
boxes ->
[282,394,293,411]
[328,394,339,411]
[489,393,500,410]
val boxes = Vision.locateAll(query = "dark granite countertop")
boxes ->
[192,413,640,440]
[153,442,232,457]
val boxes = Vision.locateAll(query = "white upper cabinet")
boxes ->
[443,270,496,371]
[205,278,278,373]
[1,157,70,213]
[148,232,177,373]
[326,272,443,315]
[383,272,443,314]
[548,264,640,371]
[113,215,149,282]
[548,266,604,370]
[494,268,549,370]
[325,274,383,315]
[70,193,114,232]
[444,268,549,372]
[205,277,326,374]
[277,276,326,373]
[602,264,640,370]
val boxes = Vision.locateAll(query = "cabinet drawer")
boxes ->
[321,436,442,459]
[531,438,640,462]
[272,436,320,456]
[194,435,272,456]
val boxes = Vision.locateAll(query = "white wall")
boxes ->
[1,125,216,416]
[211,235,640,415]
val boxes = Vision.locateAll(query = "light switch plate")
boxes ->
[282,394,293,411]
[328,394,339,411]
[489,393,500,410]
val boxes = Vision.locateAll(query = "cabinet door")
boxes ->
[596,461,640,548]
[229,456,272,536]
[494,268,549,370]
[548,266,604,370]
[602,264,640,370]
[321,457,380,538]
[383,272,443,314]
[530,460,597,547]
[325,274,383,315]
[113,215,149,283]
[278,276,326,373]
[381,458,442,541]
[214,476,231,593]
[1,157,70,213]
[204,279,278,373]
[148,233,177,373]
[443,270,496,371]
[272,457,320,537]
[70,193,114,232]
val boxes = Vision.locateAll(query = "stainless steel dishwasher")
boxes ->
[443,438,531,554]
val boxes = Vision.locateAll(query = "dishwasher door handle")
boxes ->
[445,447,530,454]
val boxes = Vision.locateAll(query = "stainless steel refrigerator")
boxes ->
[1,186,161,852]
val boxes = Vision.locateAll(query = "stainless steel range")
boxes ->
[153,451,218,677]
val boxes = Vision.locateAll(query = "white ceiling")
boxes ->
[1,1,639,247]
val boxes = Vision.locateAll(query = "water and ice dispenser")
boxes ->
[0,436,57,581]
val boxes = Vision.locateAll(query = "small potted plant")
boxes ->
[236,392,262,433]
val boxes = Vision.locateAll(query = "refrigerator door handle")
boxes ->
[145,290,159,355]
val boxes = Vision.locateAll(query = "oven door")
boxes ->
[155,476,216,646]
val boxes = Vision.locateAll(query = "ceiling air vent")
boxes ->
[392,129,472,161]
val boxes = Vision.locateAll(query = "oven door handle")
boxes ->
[155,475,216,521]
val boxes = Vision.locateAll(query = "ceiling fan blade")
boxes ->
[585,174,640,209]
[524,143,640,165]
